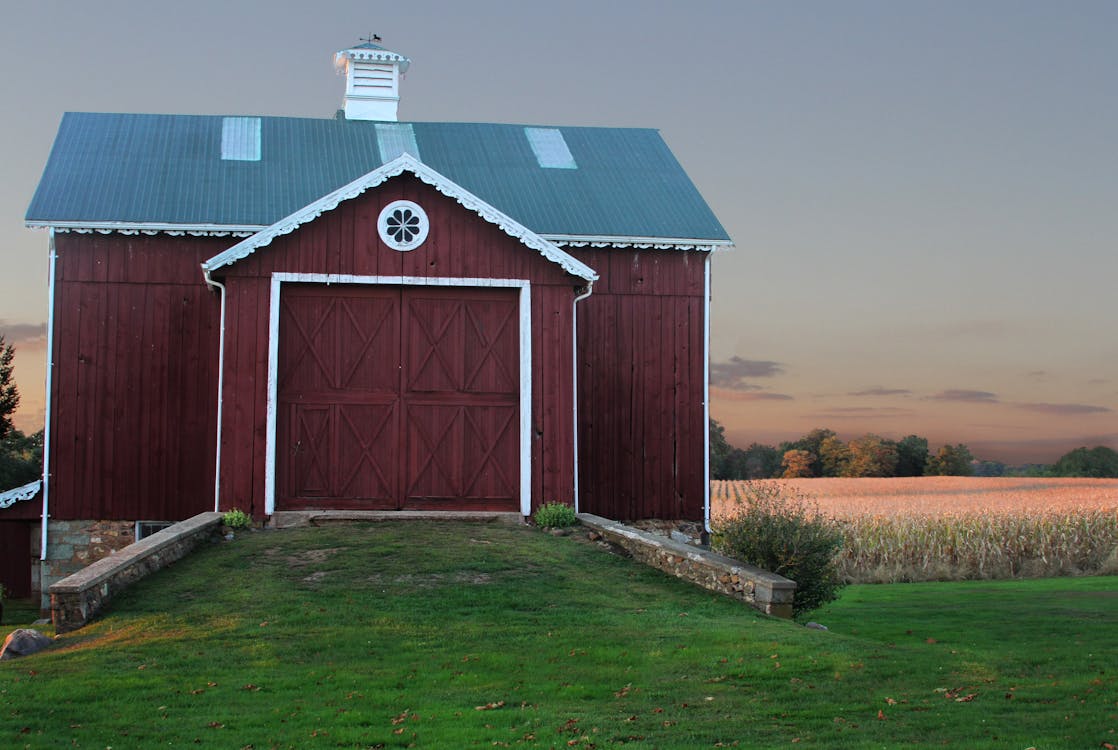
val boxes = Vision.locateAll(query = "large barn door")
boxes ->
[277,286,401,509]
[276,284,519,511]
[402,292,520,509]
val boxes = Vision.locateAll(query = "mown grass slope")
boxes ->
[2,521,1115,748]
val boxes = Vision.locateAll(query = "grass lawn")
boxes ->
[1,521,1116,748]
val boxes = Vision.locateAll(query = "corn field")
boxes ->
[711,478,1118,583]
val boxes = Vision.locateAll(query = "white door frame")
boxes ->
[264,272,533,516]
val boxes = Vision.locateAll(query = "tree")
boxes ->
[0,428,43,489]
[818,435,851,477]
[0,336,40,489]
[1052,446,1118,478]
[781,449,814,478]
[740,442,781,479]
[0,336,19,442]
[845,434,900,477]
[925,444,975,476]
[973,460,1007,477]
[709,418,734,480]
[894,435,929,477]
[780,428,838,478]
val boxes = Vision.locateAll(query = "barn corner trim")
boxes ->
[201,154,599,283]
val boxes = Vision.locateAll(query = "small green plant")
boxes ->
[222,509,252,529]
[712,481,845,618]
[533,502,577,529]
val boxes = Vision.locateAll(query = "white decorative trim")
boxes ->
[27,221,263,237]
[0,480,41,509]
[28,223,734,251]
[263,273,534,517]
[378,200,429,251]
[336,46,411,70]
[201,154,598,283]
[543,233,735,253]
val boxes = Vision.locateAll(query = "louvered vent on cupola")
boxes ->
[335,40,411,122]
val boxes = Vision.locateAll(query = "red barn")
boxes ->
[4,42,731,606]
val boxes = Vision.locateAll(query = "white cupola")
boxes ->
[334,40,411,122]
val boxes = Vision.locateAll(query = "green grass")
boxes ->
[1,521,1116,748]
[1,599,43,630]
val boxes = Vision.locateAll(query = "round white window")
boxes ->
[378,200,429,251]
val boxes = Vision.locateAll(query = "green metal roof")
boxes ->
[26,112,730,243]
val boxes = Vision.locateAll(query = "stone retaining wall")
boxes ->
[48,512,224,633]
[577,513,797,618]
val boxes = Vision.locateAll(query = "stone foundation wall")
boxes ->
[36,520,136,611]
[577,513,797,618]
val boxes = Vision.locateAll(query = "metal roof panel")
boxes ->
[26,113,730,242]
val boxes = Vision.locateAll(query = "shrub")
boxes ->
[534,502,577,529]
[712,482,845,618]
[222,509,252,529]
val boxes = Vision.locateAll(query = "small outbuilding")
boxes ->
[7,42,732,604]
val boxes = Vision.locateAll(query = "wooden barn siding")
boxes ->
[217,176,578,515]
[0,521,33,598]
[570,249,707,521]
[49,234,222,520]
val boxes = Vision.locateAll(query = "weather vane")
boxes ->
[359,33,382,45]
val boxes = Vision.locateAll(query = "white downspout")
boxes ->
[40,232,57,561]
[203,269,227,513]
[703,252,712,534]
[571,282,594,513]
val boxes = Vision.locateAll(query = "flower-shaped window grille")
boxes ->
[377,200,429,251]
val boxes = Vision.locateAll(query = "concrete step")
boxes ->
[268,510,526,529]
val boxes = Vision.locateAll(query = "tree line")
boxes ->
[0,336,43,489]
[710,420,1118,480]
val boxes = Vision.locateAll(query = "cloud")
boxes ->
[1014,402,1113,416]
[849,387,913,397]
[710,387,794,402]
[709,356,785,391]
[0,320,47,348]
[809,406,916,420]
[929,389,1000,403]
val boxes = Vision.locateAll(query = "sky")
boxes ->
[0,1,1115,465]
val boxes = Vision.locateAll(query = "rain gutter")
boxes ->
[703,252,712,534]
[202,268,227,512]
[40,232,57,560]
[571,282,595,512]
